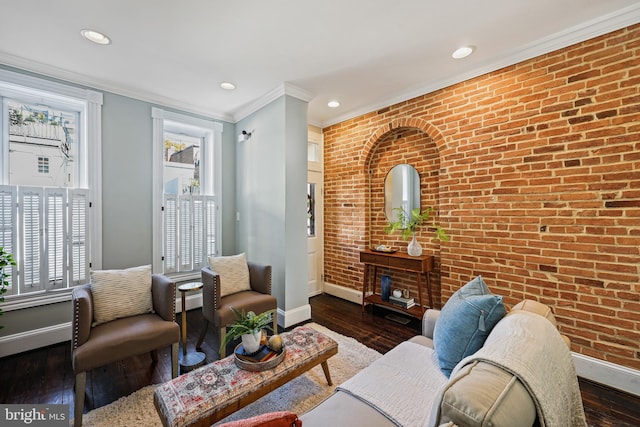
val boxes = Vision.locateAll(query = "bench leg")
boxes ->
[321,361,333,386]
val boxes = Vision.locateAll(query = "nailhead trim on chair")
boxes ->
[72,292,80,350]
[212,274,220,310]
[170,282,177,322]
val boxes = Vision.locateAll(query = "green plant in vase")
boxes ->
[0,246,17,329]
[221,308,276,355]
[384,207,449,256]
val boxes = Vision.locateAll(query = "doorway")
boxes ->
[307,170,323,296]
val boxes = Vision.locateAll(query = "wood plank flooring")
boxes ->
[0,293,638,427]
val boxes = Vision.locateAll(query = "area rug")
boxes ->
[80,323,382,426]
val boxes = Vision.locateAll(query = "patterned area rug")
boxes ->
[80,323,382,426]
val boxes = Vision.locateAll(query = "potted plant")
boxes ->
[0,247,17,329]
[221,308,276,355]
[384,207,449,256]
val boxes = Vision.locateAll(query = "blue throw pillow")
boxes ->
[433,276,506,377]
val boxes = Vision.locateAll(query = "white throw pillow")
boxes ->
[208,253,251,297]
[91,264,153,326]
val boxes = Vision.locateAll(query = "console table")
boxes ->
[360,250,434,319]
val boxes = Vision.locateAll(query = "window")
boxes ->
[152,108,222,278]
[0,69,102,306]
[37,157,50,174]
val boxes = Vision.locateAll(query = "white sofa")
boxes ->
[300,300,585,427]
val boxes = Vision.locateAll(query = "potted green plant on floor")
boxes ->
[0,246,17,329]
[221,308,276,355]
[385,207,449,256]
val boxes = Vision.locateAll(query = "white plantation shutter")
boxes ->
[163,194,216,273]
[1,186,91,297]
[0,186,17,295]
[205,197,216,258]
[19,187,45,293]
[179,196,192,271]
[192,196,205,268]
[69,189,90,285]
[45,188,67,290]
[164,195,178,274]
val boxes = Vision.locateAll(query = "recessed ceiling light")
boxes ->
[220,82,236,90]
[452,46,474,59]
[80,29,111,45]
[327,100,340,108]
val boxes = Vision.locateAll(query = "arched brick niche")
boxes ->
[362,120,445,307]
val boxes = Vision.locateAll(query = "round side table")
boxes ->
[178,282,206,373]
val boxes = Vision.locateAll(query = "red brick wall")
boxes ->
[323,25,640,370]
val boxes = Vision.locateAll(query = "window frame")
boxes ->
[151,107,222,280]
[0,68,102,310]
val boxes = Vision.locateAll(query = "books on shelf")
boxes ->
[388,295,415,309]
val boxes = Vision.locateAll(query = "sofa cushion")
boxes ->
[209,253,251,297]
[433,360,536,427]
[90,264,153,325]
[433,276,506,377]
[510,299,556,326]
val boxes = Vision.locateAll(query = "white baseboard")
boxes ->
[3,286,638,398]
[572,352,640,396]
[277,304,311,329]
[322,282,640,397]
[0,295,204,358]
[0,322,71,358]
[323,281,363,304]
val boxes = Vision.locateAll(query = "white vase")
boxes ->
[241,330,262,354]
[407,233,423,257]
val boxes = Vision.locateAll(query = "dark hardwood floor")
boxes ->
[0,293,638,426]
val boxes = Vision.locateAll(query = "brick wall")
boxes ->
[323,25,640,370]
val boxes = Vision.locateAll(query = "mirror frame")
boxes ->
[384,163,420,226]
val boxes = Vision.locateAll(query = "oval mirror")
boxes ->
[384,164,420,226]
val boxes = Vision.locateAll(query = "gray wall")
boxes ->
[236,95,309,315]
[0,67,237,337]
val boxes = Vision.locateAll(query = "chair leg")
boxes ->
[171,342,179,378]
[74,372,86,427]
[150,349,158,363]
[196,319,209,350]
[219,327,227,359]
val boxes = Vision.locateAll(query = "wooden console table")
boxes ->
[360,250,434,319]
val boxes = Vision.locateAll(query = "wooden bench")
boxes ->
[154,325,338,427]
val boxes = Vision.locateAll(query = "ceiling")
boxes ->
[1,1,639,127]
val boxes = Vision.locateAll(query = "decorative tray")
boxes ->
[234,342,286,372]
[371,246,396,253]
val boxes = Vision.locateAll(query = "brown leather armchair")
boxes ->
[196,262,277,358]
[71,274,180,427]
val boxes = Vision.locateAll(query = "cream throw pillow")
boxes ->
[91,264,153,326]
[208,253,251,297]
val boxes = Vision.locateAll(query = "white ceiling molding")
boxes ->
[0,51,235,123]
[320,3,640,128]
[232,82,314,123]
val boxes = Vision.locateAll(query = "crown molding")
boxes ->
[232,82,313,123]
[320,3,640,128]
[0,52,234,123]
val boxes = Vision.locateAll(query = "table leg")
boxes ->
[321,360,333,386]
[425,272,433,309]
[361,265,368,312]
[416,272,424,316]
[181,290,187,357]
